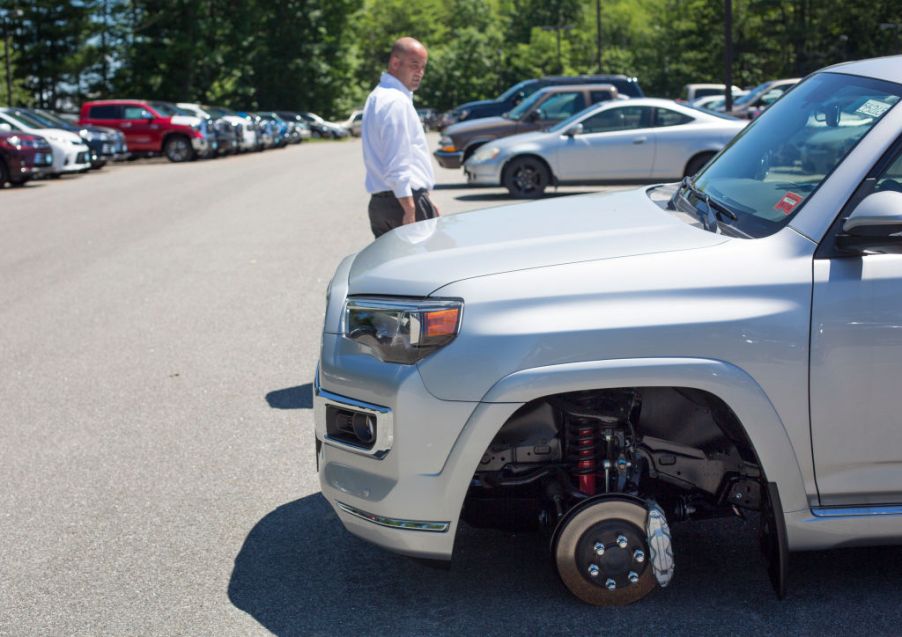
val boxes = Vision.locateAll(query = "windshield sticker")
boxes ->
[774,192,803,215]
[856,99,892,119]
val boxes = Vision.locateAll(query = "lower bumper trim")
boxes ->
[337,501,449,533]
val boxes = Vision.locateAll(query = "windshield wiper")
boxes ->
[679,176,738,222]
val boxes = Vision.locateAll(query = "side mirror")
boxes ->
[837,191,902,254]
[527,110,541,122]
[0,122,11,132]
[564,123,583,137]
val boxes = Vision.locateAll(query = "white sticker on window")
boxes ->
[856,99,892,118]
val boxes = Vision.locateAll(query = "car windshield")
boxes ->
[684,72,901,238]
[22,109,73,130]
[4,109,50,128]
[33,110,74,129]
[734,82,771,106]
[506,90,548,120]
[149,101,183,117]
[497,80,532,103]
[547,102,606,132]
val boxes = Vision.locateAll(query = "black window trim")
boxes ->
[814,132,902,260]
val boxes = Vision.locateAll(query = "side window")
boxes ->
[89,105,120,119]
[537,93,586,121]
[876,149,902,194]
[123,106,153,120]
[655,108,694,127]
[590,90,615,104]
[580,106,652,134]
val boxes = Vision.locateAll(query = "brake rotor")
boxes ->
[553,498,658,606]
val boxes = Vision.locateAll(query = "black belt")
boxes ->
[372,188,428,198]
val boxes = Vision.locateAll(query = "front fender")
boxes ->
[472,357,808,513]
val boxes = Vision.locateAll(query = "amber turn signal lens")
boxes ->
[424,308,459,338]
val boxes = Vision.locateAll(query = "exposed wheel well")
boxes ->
[462,386,763,532]
[462,141,489,162]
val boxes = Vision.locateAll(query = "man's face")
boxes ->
[390,48,428,92]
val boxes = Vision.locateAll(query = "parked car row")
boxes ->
[431,73,811,198]
[0,99,341,189]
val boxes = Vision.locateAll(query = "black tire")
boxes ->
[684,152,715,178]
[163,135,195,163]
[0,159,8,188]
[503,156,551,198]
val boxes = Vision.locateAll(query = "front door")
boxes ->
[120,104,158,151]
[555,105,656,181]
[810,148,902,505]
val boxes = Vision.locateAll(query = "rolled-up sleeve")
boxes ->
[379,100,414,198]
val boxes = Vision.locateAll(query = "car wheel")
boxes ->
[503,156,551,198]
[0,159,8,187]
[164,135,195,163]
[684,152,715,178]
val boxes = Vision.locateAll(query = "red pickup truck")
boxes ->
[79,99,212,162]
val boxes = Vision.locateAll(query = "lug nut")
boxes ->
[605,578,617,591]
[616,535,629,549]
[628,571,639,584]
[633,549,645,563]
[588,564,600,577]
[593,542,605,556]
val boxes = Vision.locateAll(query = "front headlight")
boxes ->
[344,298,462,364]
[471,146,500,163]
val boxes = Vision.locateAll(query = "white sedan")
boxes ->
[464,98,747,197]
[0,108,92,177]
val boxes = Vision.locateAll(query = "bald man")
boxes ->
[362,37,439,238]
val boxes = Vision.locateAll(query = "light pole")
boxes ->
[724,0,733,112]
[596,0,602,72]
[540,24,574,74]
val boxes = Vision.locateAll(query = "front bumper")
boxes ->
[315,331,500,560]
[463,158,504,186]
[192,137,212,153]
[434,149,463,169]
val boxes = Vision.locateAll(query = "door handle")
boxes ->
[632,136,647,144]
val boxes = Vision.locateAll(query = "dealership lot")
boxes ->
[1,135,901,636]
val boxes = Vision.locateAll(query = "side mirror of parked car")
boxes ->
[564,123,584,137]
[836,190,902,254]
[527,110,541,122]
[0,122,10,132]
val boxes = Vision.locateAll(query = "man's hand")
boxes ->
[398,196,416,225]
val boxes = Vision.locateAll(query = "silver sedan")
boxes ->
[464,98,747,197]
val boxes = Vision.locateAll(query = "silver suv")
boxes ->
[315,56,902,606]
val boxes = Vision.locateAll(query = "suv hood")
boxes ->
[348,187,728,297]
[445,116,515,142]
[171,114,203,128]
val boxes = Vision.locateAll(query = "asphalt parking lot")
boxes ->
[2,134,901,636]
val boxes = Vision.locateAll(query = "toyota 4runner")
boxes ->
[315,56,902,605]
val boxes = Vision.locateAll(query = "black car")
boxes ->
[444,74,645,127]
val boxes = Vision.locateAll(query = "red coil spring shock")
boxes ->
[576,425,597,495]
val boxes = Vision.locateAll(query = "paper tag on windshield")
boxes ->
[856,99,892,118]
[774,192,803,215]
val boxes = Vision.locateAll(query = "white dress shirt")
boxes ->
[362,72,435,198]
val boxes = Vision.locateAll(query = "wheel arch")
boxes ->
[683,149,718,177]
[440,357,809,547]
[462,138,495,162]
[501,152,556,184]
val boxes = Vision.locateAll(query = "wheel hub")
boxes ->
[553,497,661,606]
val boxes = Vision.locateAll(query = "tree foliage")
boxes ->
[0,0,899,116]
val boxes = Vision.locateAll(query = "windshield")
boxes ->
[497,80,533,103]
[4,109,50,129]
[149,101,186,117]
[507,89,548,120]
[734,81,771,106]
[23,109,73,130]
[685,72,901,238]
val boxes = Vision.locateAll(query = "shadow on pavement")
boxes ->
[228,494,902,636]
[265,383,313,410]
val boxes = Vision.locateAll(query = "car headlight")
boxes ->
[471,146,500,163]
[6,135,36,148]
[344,298,462,364]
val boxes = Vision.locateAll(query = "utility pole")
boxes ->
[2,8,12,106]
[595,0,602,72]
[724,0,733,112]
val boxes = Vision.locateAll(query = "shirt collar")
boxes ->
[380,72,413,99]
